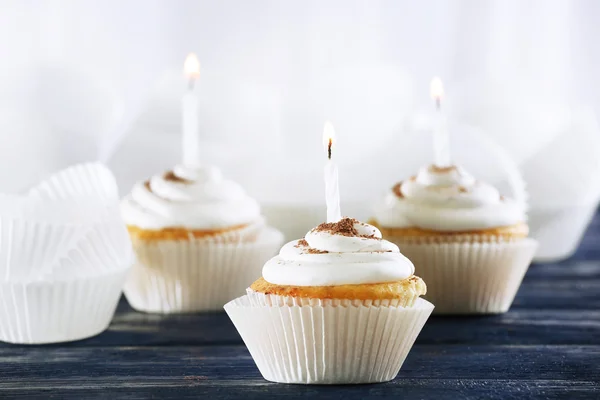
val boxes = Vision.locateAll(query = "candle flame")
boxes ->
[184,53,201,79]
[323,120,336,159]
[430,77,444,101]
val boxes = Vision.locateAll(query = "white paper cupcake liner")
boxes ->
[392,237,538,314]
[0,267,129,344]
[24,162,125,274]
[0,208,132,281]
[43,223,133,280]
[124,227,283,313]
[28,162,119,205]
[224,292,434,384]
[0,196,106,225]
[0,218,92,280]
[0,163,127,280]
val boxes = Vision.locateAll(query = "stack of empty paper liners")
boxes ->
[0,163,133,344]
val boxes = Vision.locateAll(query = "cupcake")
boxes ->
[371,164,538,314]
[225,217,434,385]
[121,164,283,313]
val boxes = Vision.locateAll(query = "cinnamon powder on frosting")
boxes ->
[294,238,328,253]
[306,247,328,254]
[315,217,380,240]
[392,182,404,198]
[164,171,193,184]
[295,239,309,247]
[315,217,359,237]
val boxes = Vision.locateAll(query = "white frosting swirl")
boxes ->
[120,164,261,230]
[262,219,414,286]
[374,165,525,231]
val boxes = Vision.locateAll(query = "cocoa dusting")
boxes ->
[314,217,381,240]
[315,217,359,237]
[392,182,404,198]
[458,186,468,193]
[295,238,328,253]
[306,248,329,254]
[164,171,193,184]
[144,180,152,192]
[295,239,309,248]
[499,195,506,201]
[359,233,381,240]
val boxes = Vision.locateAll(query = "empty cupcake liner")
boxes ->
[28,162,119,205]
[0,207,132,281]
[124,227,283,313]
[0,163,132,344]
[0,218,94,281]
[0,195,106,225]
[224,292,434,384]
[0,162,130,280]
[0,266,129,344]
[41,217,133,280]
[391,237,538,314]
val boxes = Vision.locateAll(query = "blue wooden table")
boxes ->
[1,218,600,399]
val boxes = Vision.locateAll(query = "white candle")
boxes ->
[323,121,341,223]
[430,77,451,167]
[182,53,201,167]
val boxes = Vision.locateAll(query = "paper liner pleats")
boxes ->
[391,237,538,314]
[0,268,128,344]
[28,162,119,204]
[124,228,283,313]
[224,292,434,384]
[0,163,133,344]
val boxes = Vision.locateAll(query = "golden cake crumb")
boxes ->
[126,223,250,241]
[250,275,426,303]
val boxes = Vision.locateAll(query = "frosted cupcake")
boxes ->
[372,164,538,314]
[225,217,434,385]
[121,164,283,313]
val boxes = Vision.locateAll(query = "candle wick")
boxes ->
[435,97,441,111]
[328,139,332,160]
[188,78,196,91]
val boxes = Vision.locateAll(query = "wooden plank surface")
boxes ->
[0,345,598,398]
[1,380,597,400]
[0,217,599,398]
[0,345,598,381]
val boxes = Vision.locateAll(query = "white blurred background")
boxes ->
[1,0,599,260]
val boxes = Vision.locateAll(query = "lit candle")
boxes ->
[430,77,451,167]
[182,53,201,167]
[323,121,341,223]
